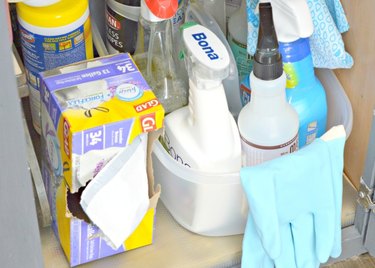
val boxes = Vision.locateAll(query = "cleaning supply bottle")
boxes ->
[133,0,188,114]
[172,0,188,33]
[105,0,140,54]
[228,0,253,81]
[241,0,328,147]
[163,23,241,173]
[16,0,93,134]
[171,0,189,76]
[184,1,243,119]
[238,2,299,167]
[272,0,327,147]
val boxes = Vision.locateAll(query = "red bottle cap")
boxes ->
[144,0,177,19]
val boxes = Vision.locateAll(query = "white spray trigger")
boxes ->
[182,24,230,88]
[270,0,313,42]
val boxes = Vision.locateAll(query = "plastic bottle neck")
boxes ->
[279,38,315,89]
[188,78,229,126]
[249,72,287,116]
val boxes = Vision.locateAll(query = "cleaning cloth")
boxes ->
[246,0,353,69]
[240,125,346,268]
[80,133,149,249]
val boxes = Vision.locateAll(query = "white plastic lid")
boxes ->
[13,0,60,7]
[182,23,230,87]
[264,0,313,42]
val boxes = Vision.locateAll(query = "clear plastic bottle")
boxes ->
[133,0,188,114]
[238,3,299,167]
[228,0,253,81]
[240,0,328,147]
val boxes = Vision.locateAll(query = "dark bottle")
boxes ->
[105,0,140,54]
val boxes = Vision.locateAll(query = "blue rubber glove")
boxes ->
[241,126,346,268]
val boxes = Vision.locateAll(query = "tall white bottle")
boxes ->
[238,3,299,166]
[163,23,241,173]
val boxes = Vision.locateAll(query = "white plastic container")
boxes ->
[316,68,353,138]
[152,140,247,236]
[153,66,353,236]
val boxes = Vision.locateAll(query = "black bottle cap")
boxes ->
[253,3,283,80]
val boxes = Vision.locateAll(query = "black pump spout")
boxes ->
[253,2,283,80]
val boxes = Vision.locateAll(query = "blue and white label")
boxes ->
[66,92,111,109]
[191,32,219,60]
[172,0,186,30]
[20,24,87,91]
[116,83,143,101]
[183,24,230,69]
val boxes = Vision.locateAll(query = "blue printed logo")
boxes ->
[192,32,219,60]
[66,92,111,108]
[116,83,143,101]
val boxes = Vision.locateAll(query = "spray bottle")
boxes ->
[241,0,327,147]
[133,0,188,114]
[273,0,327,147]
[163,23,241,173]
[238,3,299,167]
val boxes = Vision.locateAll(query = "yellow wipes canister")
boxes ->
[17,0,93,134]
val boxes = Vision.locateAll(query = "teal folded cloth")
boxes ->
[241,126,346,268]
[246,0,353,69]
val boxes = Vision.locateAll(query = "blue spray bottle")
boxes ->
[241,0,327,147]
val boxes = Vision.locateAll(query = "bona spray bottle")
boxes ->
[163,23,241,173]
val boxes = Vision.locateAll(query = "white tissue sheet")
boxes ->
[80,133,149,249]
[76,146,122,188]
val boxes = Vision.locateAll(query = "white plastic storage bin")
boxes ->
[152,141,247,236]
[316,68,353,138]
[152,68,353,236]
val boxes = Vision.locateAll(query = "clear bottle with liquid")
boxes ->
[238,3,299,167]
[133,0,188,114]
